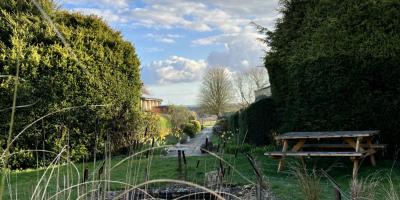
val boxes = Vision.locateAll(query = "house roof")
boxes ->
[141,94,163,102]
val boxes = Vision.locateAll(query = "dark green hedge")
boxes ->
[0,0,142,168]
[227,98,277,146]
[263,0,400,147]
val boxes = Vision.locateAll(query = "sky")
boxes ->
[60,0,281,105]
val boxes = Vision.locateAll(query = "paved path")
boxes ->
[166,127,212,157]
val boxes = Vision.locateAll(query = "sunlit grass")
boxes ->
[4,151,400,200]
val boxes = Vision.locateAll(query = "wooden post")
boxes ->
[182,150,187,165]
[196,160,200,168]
[83,167,89,183]
[278,140,288,172]
[177,150,182,179]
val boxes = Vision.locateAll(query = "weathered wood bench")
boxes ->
[301,143,386,149]
[264,130,384,178]
[265,151,363,157]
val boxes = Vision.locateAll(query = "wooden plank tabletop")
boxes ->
[275,130,379,140]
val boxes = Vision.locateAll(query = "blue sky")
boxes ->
[60,0,280,105]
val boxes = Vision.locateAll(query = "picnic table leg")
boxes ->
[367,138,376,166]
[278,140,288,172]
[352,137,361,179]
[292,139,306,169]
[352,158,359,179]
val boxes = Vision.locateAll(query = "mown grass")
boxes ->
[5,151,400,200]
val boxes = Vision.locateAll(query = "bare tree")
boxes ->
[234,67,269,106]
[234,74,254,105]
[199,67,234,116]
[248,67,269,89]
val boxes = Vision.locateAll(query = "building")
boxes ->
[140,95,162,112]
[152,105,169,114]
[254,85,272,101]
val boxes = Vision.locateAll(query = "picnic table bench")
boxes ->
[264,130,383,178]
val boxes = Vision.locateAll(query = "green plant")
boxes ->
[262,0,400,148]
[167,105,192,131]
[0,0,142,169]
[190,120,201,133]
[293,168,321,200]
[182,122,197,138]
[226,98,277,146]
[350,177,380,200]
[384,176,400,200]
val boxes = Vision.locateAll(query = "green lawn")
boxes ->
[3,149,400,200]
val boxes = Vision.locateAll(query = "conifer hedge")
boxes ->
[263,0,400,147]
[0,0,142,168]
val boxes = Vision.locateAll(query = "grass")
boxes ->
[202,120,216,128]
[4,149,400,200]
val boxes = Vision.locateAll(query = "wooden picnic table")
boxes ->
[264,130,382,178]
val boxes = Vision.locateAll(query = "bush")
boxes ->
[226,98,277,146]
[179,134,189,144]
[182,122,197,138]
[190,120,201,133]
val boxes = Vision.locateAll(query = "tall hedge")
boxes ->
[227,98,277,146]
[264,0,400,146]
[0,0,142,168]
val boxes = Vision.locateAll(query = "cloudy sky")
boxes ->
[60,0,280,105]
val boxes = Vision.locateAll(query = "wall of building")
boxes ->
[254,86,272,101]
[141,99,162,111]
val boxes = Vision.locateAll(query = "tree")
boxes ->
[167,105,192,132]
[199,67,234,116]
[234,67,269,106]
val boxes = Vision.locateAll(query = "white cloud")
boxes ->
[145,33,183,43]
[62,0,129,8]
[145,56,207,84]
[193,30,265,71]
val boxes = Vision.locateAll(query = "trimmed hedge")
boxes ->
[263,0,400,148]
[0,0,142,168]
[227,98,277,146]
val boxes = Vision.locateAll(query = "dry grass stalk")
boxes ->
[350,176,380,200]
[293,167,321,200]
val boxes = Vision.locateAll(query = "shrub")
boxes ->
[182,122,197,138]
[226,98,277,146]
[179,134,189,144]
[190,120,201,133]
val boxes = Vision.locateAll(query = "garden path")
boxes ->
[166,127,213,157]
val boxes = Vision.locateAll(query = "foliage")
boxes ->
[190,120,201,133]
[140,113,166,142]
[0,0,142,168]
[182,123,196,138]
[350,177,380,200]
[199,67,234,116]
[227,98,277,146]
[167,105,193,132]
[293,168,321,200]
[263,0,400,146]
[159,115,171,140]
[182,120,201,138]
